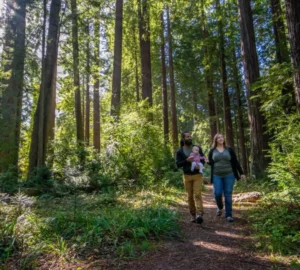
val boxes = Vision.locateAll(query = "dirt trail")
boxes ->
[121,185,287,270]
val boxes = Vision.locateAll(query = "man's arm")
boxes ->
[176,150,189,168]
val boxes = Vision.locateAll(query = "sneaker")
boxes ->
[191,215,196,223]
[216,209,222,216]
[196,215,203,224]
[227,216,234,222]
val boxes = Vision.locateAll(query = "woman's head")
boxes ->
[180,131,192,147]
[212,133,226,148]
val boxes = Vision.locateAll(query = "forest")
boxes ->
[0,0,300,268]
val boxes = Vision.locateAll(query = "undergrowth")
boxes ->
[0,183,184,269]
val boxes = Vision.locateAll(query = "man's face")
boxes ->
[184,133,192,145]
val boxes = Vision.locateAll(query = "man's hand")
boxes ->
[186,156,194,162]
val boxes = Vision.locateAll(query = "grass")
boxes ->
[234,179,300,267]
[0,185,184,268]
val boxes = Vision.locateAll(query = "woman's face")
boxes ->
[216,134,224,145]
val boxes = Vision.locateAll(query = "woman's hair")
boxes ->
[212,133,226,148]
[180,131,189,147]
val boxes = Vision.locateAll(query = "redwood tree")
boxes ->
[238,0,269,176]
[111,0,123,116]
[71,0,84,144]
[138,0,153,106]
[284,0,300,109]
[0,0,26,172]
[167,6,178,151]
[28,0,61,172]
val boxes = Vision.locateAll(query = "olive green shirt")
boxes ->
[212,149,233,176]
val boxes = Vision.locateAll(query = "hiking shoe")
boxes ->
[191,215,196,223]
[216,209,222,216]
[227,216,234,222]
[196,215,203,224]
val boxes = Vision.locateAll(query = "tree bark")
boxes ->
[138,0,153,107]
[201,6,217,141]
[167,6,178,152]
[284,0,300,109]
[216,0,234,147]
[271,0,295,113]
[238,0,269,176]
[0,0,26,172]
[71,0,84,144]
[93,18,101,151]
[160,11,169,145]
[28,0,61,173]
[85,25,91,145]
[111,0,123,116]
[232,49,248,174]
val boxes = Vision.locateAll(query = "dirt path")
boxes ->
[120,185,287,270]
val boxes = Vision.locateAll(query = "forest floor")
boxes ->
[32,185,292,270]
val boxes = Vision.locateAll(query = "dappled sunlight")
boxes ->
[192,240,239,254]
[214,230,250,240]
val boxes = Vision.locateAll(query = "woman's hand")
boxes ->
[240,174,246,181]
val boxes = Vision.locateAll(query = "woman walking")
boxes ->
[207,134,245,222]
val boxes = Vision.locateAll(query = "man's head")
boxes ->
[181,131,192,146]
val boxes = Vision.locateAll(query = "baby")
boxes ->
[189,145,205,173]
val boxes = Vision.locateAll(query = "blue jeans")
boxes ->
[213,174,235,217]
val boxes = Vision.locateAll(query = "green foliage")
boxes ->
[0,186,182,265]
[0,166,18,193]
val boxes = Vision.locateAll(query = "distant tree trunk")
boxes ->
[284,0,300,109]
[0,0,26,172]
[134,26,140,102]
[93,18,101,151]
[167,6,178,152]
[28,0,61,173]
[111,0,123,116]
[201,7,217,141]
[232,49,248,174]
[160,11,169,145]
[138,0,153,107]
[192,87,198,124]
[85,25,91,145]
[216,0,234,147]
[271,0,295,113]
[71,0,84,144]
[238,0,269,176]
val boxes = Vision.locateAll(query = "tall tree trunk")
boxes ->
[134,26,140,102]
[201,7,217,141]
[138,0,153,107]
[111,0,123,117]
[238,0,269,176]
[93,18,101,151]
[85,25,91,145]
[271,0,295,113]
[232,49,248,174]
[284,0,300,109]
[167,6,178,152]
[160,10,169,145]
[71,0,84,144]
[0,0,26,172]
[28,0,61,173]
[216,0,234,147]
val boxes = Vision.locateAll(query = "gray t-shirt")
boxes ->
[212,148,233,176]
[183,147,192,158]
